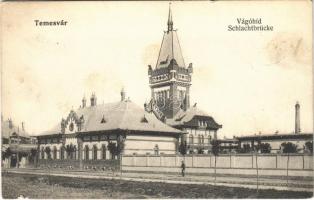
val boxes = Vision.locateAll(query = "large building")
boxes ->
[145,5,222,154]
[34,5,222,169]
[36,91,183,168]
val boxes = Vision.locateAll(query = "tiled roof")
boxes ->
[156,30,185,69]
[41,100,183,135]
[166,105,222,129]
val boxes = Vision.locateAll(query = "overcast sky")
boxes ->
[2,1,312,138]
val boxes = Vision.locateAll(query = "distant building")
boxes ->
[145,5,222,154]
[1,118,37,168]
[219,102,313,154]
[236,132,313,153]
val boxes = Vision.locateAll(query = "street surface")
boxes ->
[4,168,313,192]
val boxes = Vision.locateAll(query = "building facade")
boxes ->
[145,5,222,154]
[36,91,183,168]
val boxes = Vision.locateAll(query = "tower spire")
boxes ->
[167,3,173,32]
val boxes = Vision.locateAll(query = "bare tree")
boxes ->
[211,139,220,185]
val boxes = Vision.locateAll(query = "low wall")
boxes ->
[38,159,120,170]
[122,154,313,177]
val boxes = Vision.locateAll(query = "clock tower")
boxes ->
[146,4,193,120]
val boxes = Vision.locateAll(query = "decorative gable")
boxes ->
[61,110,84,134]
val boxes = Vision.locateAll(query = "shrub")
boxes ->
[305,141,313,154]
[179,141,187,155]
[211,140,220,156]
[281,142,298,153]
[259,143,271,153]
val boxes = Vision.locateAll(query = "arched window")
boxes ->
[93,145,98,160]
[198,135,201,144]
[84,145,89,160]
[189,135,194,144]
[60,146,65,160]
[44,146,51,159]
[53,146,57,159]
[41,147,44,159]
[73,146,77,160]
[102,145,106,160]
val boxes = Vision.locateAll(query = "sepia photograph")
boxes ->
[1,1,313,198]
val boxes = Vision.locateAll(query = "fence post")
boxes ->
[192,154,194,168]
[175,155,177,167]
[275,154,278,169]
[303,154,304,169]
[286,153,289,187]
[252,153,254,168]
[160,155,162,167]
[256,153,259,192]
[120,153,122,178]
[229,153,231,168]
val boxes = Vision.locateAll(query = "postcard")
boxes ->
[1,1,313,199]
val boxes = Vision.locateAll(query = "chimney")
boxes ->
[121,88,126,101]
[82,96,86,108]
[22,122,25,131]
[295,101,301,134]
[8,118,13,129]
[90,93,97,106]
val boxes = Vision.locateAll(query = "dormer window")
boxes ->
[141,115,148,123]
[101,115,106,123]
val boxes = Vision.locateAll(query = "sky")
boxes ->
[1,1,313,138]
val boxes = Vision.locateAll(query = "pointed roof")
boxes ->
[156,4,185,69]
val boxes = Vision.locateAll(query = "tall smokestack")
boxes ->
[21,122,25,131]
[121,88,126,101]
[295,101,301,134]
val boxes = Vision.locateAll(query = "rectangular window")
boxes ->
[92,136,98,141]
[100,135,107,141]
[83,136,90,141]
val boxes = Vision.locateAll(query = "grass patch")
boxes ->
[2,172,313,199]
